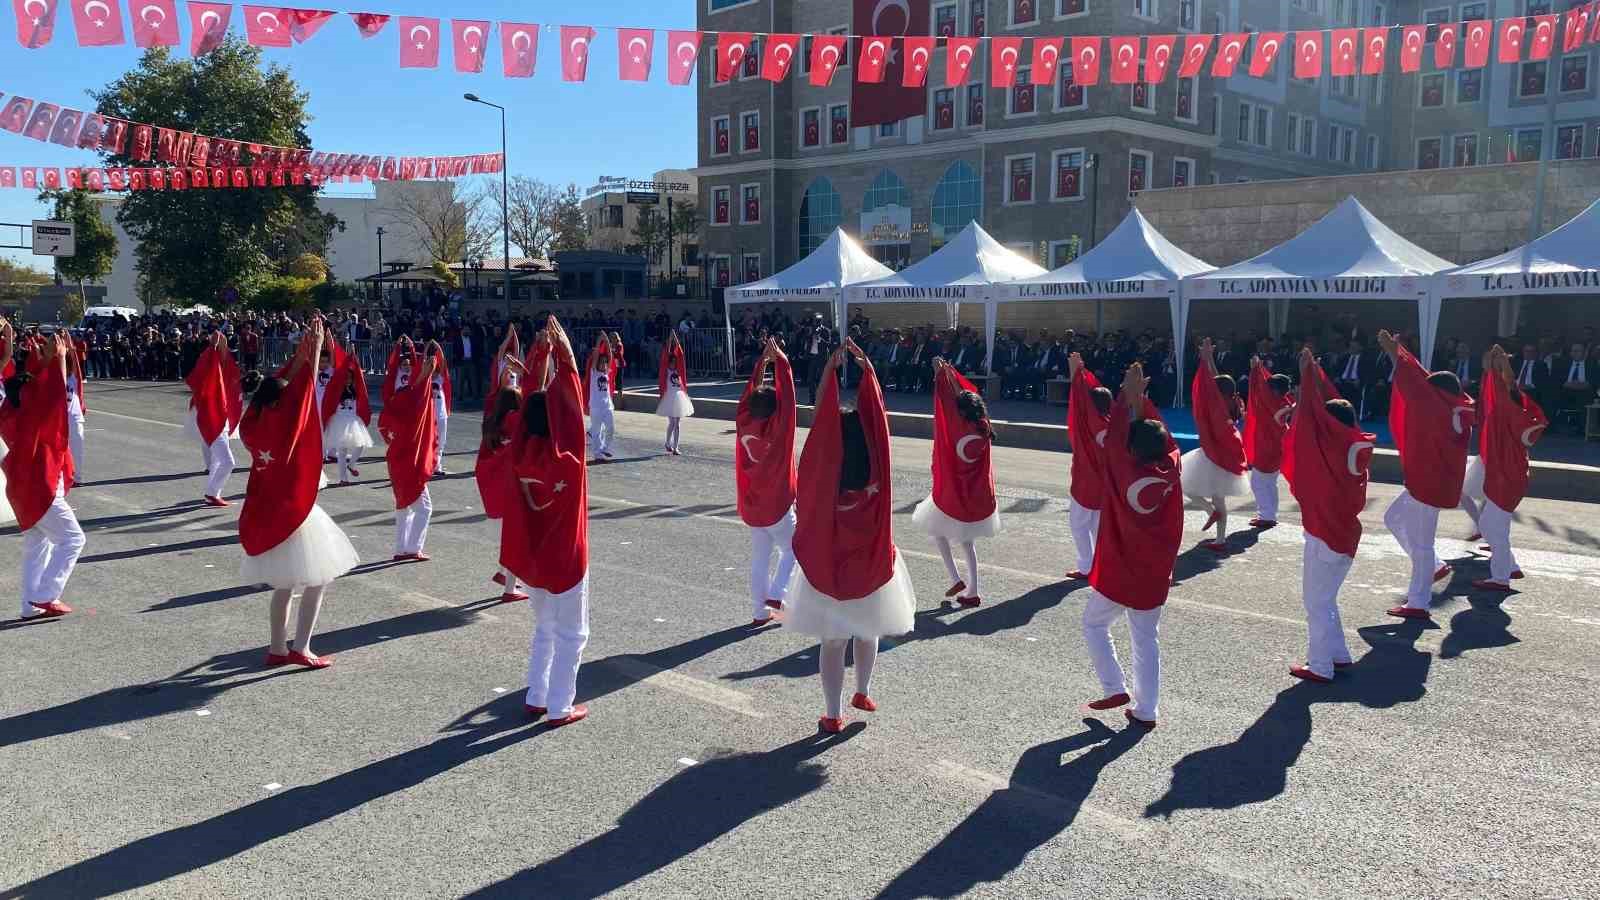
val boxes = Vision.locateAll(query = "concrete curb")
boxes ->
[619,390,1600,505]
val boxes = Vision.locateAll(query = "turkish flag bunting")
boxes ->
[1293,31,1322,79]
[288,9,333,43]
[1108,36,1139,84]
[1564,6,1590,52]
[130,169,145,189]
[41,167,58,188]
[1329,28,1359,76]
[1464,20,1492,67]
[1178,33,1211,77]
[350,11,386,37]
[13,0,58,48]
[1529,14,1556,60]
[714,31,751,82]
[187,1,230,56]
[72,0,126,46]
[75,113,104,149]
[108,168,126,189]
[244,6,292,48]
[762,33,799,82]
[665,30,700,85]
[1398,25,1425,72]
[1248,32,1284,78]
[945,36,979,85]
[1212,33,1248,77]
[1590,2,1600,44]
[1069,37,1101,86]
[1034,37,1064,86]
[990,36,1023,88]
[452,19,489,73]
[902,35,935,86]
[1143,35,1174,82]
[502,22,537,78]
[131,0,177,46]
[561,25,595,81]
[21,168,37,188]
[1435,23,1458,68]
[809,34,847,86]
[617,28,654,81]
[398,16,439,67]
[101,116,126,152]
[1498,17,1526,63]
[858,35,891,83]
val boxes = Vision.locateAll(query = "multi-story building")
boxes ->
[581,168,700,276]
[694,0,1598,294]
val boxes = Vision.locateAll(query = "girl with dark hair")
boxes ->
[735,337,798,625]
[478,335,542,603]
[584,337,617,461]
[381,340,442,562]
[1464,346,1545,593]
[1243,358,1295,529]
[788,339,916,733]
[912,357,1000,608]
[183,331,243,506]
[1182,338,1250,552]
[656,330,694,455]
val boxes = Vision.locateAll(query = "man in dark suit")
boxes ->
[1510,343,1550,408]
[1332,338,1378,413]
[1024,330,1061,401]
[950,334,983,377]
[1557,342,1596,434]
[1445,341,1481,397]
[997,331,1034,397]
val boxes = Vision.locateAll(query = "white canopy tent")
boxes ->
[997,208,1215,401]
[846,221,1045,372]
[1182,196,1453,363]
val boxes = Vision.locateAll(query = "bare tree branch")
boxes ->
[376,182,493,266]
[492,175,560,259]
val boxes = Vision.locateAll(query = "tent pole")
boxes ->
[982,291,996,376]
[1170,286,1186,409]
[724,301,736,379]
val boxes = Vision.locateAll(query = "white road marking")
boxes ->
[605,657,765,719]
[262,782,282,791]
[195,709,211,717]
[90,409,183,430]
[677,757,697,766]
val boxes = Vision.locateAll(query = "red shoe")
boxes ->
[1087,692,1130,711]
[1201,540,1230,554]
[203,495,231,508]
[1471,579,1513,593]
[957,596,982,608]
[392,553,431,563]
[348,466,360,477]
[751,617,775,627]
[1249,518,1277,529]
[1510,570,1524,580]
[1124,709,1157,729]
[1201,509,1220,532]
[1289,665,1333,684]
[1432,564,1452,583]
[1064,570,1089,580]
[265,652,290,666]
[525,705,547,719]
[546,704,589,728]
[851,692,877,712]
[28,600,72,617]
[1387,606,1432,621]
[492,571,507,586]
[818,716,846,734]
[944,581,966,598]
[499,591,530,603]
[1466,532,1482,542]
[286,650,333,669]
[764,598,784,611]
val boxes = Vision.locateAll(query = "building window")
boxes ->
[1514,127,1543,162]
[741,184,761,224]
[1331,0,1352,25]
[863,170,911,267]
[1328,124,1343,162]
[1011,0,1038,27]
[827,27,851,67]
[712,186,731,225]
[1456,69,1483,104]
[933,88,956,130]
[1131,63,1154,112]
[969,1,986,37]
[1172,156,1194,188]
[1005,154,1034,204]
[1520,61,1548,98]
[1332,75,1358,100]
[935,2,958,37]
[742,253,761,283]
[966,82,985,126]
[864,169,910,212]
[878,120,900,139]
[741,111,761,152]
[1176,76,1197,122]
[1128,150,1151,193]
[801,107,821,148]
[709,0,754,10]
[1058,64,1086,110]
[1556,124,1585,160]
[1524,0,1551,15]
[1288,113,1317,156]
[711,116,730,157]
[930,161,981,249]
[1421,7,1449,43]
[1237,100,1271,146]
[1561,55,1589,93]
[1420,73,1445,108]
[1365,134,1380,169]
[1459,2,1486,18]
[1342,127,1355,164]
[1254,105,1271,146]
[1049,239,1080,267]
[1057,0,1087,17]
[1052,148,1085,200]
[740,37,761,79]
[800,35,812,75]
[1452,134,1478,167]
[1178,0,1199,31]
[798,178,842,256]
[1133,0,1156,21]
[1416,137,1441,169]
[1010,66,1036,116]
[829,104,849,144]
[711,256,730,288]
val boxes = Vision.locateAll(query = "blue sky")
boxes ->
[0,0,698,269]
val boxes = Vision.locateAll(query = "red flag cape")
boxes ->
[382,341,418,404]
[185,344,237,444]
[379,379,437,510]
[320,350,370,425]
[1283,361,1373,558]
[0,358,73,531]
[1242,364,1292,474]
[735,354,797,529]
[658,342,687,397]
[1388,344,1473,509]
[1088,401,1182,611]
[500,352,588,594]
[1192,365,1248,475]
[68,347,86,415]
[929,365,996,524]
[1479,369,1545,512]
[793,362,895,602]
[473,405,520,521]
[1067,368,1110,510]
[238,364,321,556]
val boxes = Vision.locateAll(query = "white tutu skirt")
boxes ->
[323,411,374,451]
[784,552,917,641]
[1180,448,1249,499]
[1461,456,1486,503]
[240,504,358,590]
[911,495,1002,542]
[656,385,695,418]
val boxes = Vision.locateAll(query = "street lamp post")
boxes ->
[464,93,513,318]
[375,226,385,304]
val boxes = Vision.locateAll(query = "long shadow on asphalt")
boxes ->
[873,718,1147,899]
[460,728,862,899]
[1170,528,1264,586]
[77,535,241,564]
[1431,553,1521,660]
[86,469,247,489]
[1142,619,1432,819]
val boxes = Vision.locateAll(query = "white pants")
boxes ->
[21,494,85,615]
[526,576,590,718]
[499,566,522,594]
[202,434,234,498]
[434,408,449,469]
[1081,589,1162,721]
[1383,490,1443,611]
[935,537,980,598]
[589,404,614,456]
[67,400,85,480]
[1301,537,1355,679]
[394,487,432,555]
[1478,499,1519,583]
[336,448,361,483]
[1250,469,1280,522]
[750,510,797,618]
[1068,501,1100,574]
[665,417,682,451]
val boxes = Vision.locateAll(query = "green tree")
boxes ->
[285,252,328,281]
[0,258,51,309]
[630,206,666,266]
[38,189,118,322]
[547,184,589,254]
[93,38,319,306]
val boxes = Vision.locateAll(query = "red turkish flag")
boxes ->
[945,36,979,85]
[187,1,229,56]
[761,33,799,82]
[72,0,125,46]
[1293,31,1322,79]
[1212,33,1248,77]
[1529,14,1556,60]
[857,34,892,83]
[902,35,934,86]
[131,0,176,46]
[665,30,700,85]
[616,28,654,81]
[1034,37,1064,85]
[1498,17,1526,63]
[1144,35,1175,82]
[1590,2,1600,45]
[560,25,595,81]
[1108,36,1139,84]
[1329,28,1358,76]
[108,167,126,190]
[809,34,847,85]
[398,16,439,68]
[1070,37,1101,86]
[1565,6,1591,53]
[452,19,489,73]
[501,22,537,78]
[989,36,1022,88]
[1177,34,1211,78]
[75,112,104,149]
[1435,23,1458,67]
[129,169,145,189]
[41,167,59,188]
[243,6,290,47]
[714,31,751,82]
[1397,25,1425,72]
[288,9,332,43]
[21,168,37,189]
[851,0,928,127]
[350,11,386,37]
[1248,32,1284,78]
[1464,20,1492,67]
[100,116,126,152]
[13,0,58,48]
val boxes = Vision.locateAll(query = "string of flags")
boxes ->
[8,1,1600,84]
[0,163,402,190]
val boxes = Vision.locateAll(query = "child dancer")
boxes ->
[380,340,441,563]
[239,318,359,668]
[1377,329,1474,621]
[735,338,798,625]
[1282,348,1374,683]
[321,349,372,486]
[429,344,452,474]
[2,327,84,619]
[1081,361,1182,729]
[912,356,1000,608]
[184,331,243,506]
[584,338,616,461]
[1243,357,1294,529]
[1468,346,1546,592]
[1182,338,1249,552]
[1065,351,1113,580]
[502,317,591,728]
[479,336,539,603]
[314,344,336,464]
[0,320,10,529]
[789,339,916,733]
[657,330,694,455]
[65,339,86,482]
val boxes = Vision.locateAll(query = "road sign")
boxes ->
[626,191,661,206]
[31,220,75,257]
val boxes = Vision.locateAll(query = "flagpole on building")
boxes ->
[464,93,512,320]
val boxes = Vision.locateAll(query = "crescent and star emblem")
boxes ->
[866,38,887,63]
[1451,406,1473,435]
[1338,38,1354,58]
[140,3,164,26]
[774,42,793,65]
[512,30,531,51]
[524,478,559,511]
[955,434,983,465]
[1470,26,1485,44]
[1153,44,1170,67]
[1040,43,1059,69]
[1506,24,1523,43]
[1186,43,1205,66]
[1094,429,1108,448]
[727,41,745,64]
[1000,45,1018,70]
[871,0,910,34]
[570,35,590,59]
[1126,476,1172,515]
[1223,40,1241,60]
[1302,39,1316,60]
[410,23,431,49]
[256,10,279,30]
[84,0,109,23]
[910,45,928,69]
[200,9,220,31]
[1521,424,1546,448]
[1261,39,1280,58]
[1116,44,1133,67]
[955,43,973,68]
[1273,405,1294,428]
[1346,441,1374,476]
[675,40,697,63]
[820,44,840,69]
[628,35,648,61]
[836,482,879,512]
[739,434,765,465]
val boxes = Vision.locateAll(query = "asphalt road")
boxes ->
[3,380,1597,899]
